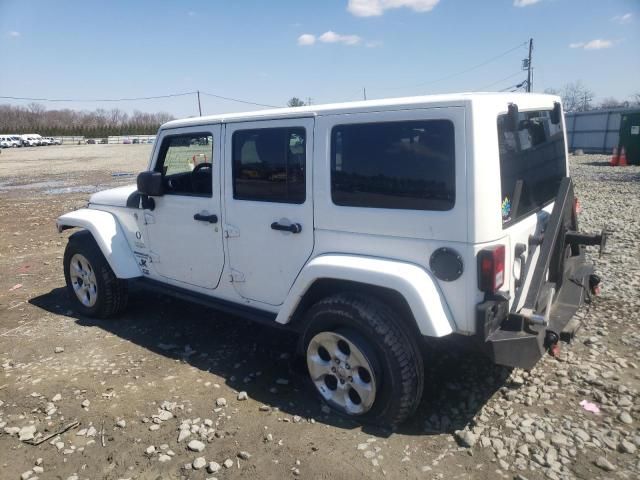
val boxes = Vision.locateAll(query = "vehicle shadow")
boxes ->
[30,287,512,438]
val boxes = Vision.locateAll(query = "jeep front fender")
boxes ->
[56,208,141,279]
[275,255,456,337]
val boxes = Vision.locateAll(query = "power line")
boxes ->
[0,90,280,109]
[199,91,279,108]
[477,71,523,90]
[0,92,197,102]
[379,40,528,92]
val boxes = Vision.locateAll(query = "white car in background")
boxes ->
[21,134,42,146]
[0,135,21,148]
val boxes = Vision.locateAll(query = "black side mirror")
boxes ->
[550,101,562,125]
[137,171,164,196]
[507,103,520,132]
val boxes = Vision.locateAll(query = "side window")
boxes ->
[232,127,306,204]
[155,133,213,196]
[331,120,455,211]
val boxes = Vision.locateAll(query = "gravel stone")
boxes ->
[223,458,234,468]
[618,411,633,424]
[215,397,227,407]
[188,440,206,452]
[618,439,636,454]
[594,456,615,471]
[237,391,248,401]
[455,430,477,448]
[193,457,207,470]
[207,461,221,473]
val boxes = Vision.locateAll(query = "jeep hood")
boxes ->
[89,184,138,207]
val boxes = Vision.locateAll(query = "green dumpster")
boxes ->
[619,111,640,165]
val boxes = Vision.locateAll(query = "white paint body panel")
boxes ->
[223,117,315,305]
[89,184,137,208]
[143,125,225,290]
[56,208,141,278]
[275,255,455,337]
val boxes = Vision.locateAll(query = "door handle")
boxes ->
[194,213,218,224]
[271,222,302,234]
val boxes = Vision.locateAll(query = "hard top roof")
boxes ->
[162,92,558,129]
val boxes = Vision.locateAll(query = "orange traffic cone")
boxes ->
[619,146,628,166]
[610,147,619,166]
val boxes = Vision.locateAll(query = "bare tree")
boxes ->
[287,97,306,107]
[599,97,629,109]
[559,81,595,113]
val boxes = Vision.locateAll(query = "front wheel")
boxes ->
[301,293,424,428]
[63,231,128,318]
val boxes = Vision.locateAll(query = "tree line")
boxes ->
[0,103,174,137]
[544,82,640,113]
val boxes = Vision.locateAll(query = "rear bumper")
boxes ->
[478,249,594,369]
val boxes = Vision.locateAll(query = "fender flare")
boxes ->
[275,254,456,337]
[56,208,141,279]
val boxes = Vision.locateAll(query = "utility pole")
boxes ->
[526,38,533,92]
[196,90,202,116]
[363,87,367,100]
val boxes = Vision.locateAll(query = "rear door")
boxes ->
[497,108,568,310]
[223,118,314,306]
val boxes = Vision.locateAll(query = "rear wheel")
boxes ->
[63,231,128,318]
[301,293,424,428]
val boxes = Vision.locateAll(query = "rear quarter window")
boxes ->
[330,120,455,211]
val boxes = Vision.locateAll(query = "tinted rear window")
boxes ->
[331,120,455,210]
[498,110,566,227]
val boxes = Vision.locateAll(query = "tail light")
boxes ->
[478,245,505,293]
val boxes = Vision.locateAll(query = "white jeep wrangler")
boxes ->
[57,93,605,427]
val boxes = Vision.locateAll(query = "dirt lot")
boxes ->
[0,145,638,480]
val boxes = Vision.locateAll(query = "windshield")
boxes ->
[498,109,567,227]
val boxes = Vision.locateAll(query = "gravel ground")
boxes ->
[0,146,638,480]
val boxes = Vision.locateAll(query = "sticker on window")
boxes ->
[501,197,512,223]
[631,125,639,135]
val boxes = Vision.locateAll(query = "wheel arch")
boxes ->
[276,254,456,338]
[57,208,141,279]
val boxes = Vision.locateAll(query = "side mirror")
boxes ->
[137,171,164,196]
[507,103,520,132]
[550,101,562,125]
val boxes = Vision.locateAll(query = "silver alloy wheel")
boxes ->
[306,331,377,415]
[69,253,98,307]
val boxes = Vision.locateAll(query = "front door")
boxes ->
[224,118,314,306]
[144,126,224,289]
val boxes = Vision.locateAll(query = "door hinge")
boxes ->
[224,225,240,238]
[229,269,245,283]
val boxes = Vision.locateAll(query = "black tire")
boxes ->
[300,293,424,428]
[63,230,128,318]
